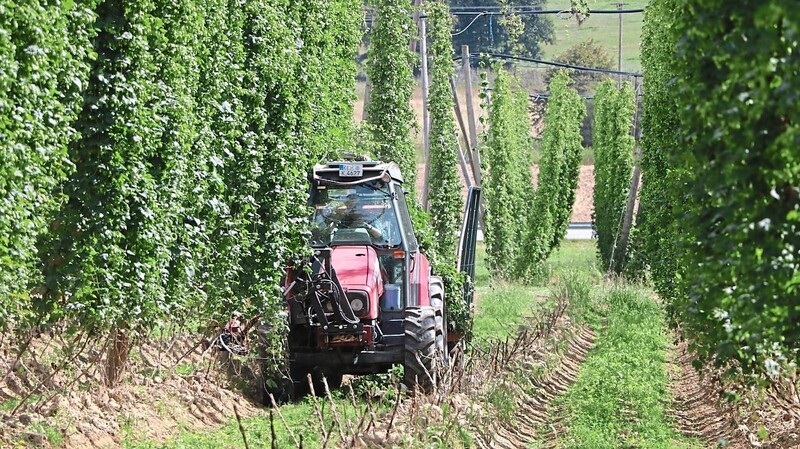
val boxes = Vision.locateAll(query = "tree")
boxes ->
[449,0,554,59]
[546,38,614,95]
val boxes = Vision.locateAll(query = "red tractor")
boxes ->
[271,158,480,397]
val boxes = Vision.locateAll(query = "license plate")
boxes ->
[331,334,360,343]
[339,163,363,177]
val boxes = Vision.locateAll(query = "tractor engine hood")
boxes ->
[330,246,383,320]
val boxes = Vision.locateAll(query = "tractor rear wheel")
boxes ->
[403,306,440,393]
[309,366,343,394]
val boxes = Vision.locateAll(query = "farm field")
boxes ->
[2,0,798,448]
[2,247,797,447]
[100,240,796,448]
[125,241,687,448]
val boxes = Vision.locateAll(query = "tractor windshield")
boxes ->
[309,184,402,248]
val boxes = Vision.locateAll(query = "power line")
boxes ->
[449,8,644,15]
[484,87,596,100]
[424,8,644,18]
[365,7,643,23]
[526,92,644,100]
[456,52,644,78]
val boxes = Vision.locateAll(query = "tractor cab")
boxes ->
[308,160,425,310]
[277,158,444,396]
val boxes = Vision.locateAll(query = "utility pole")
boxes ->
[461,45,482,187]
[461,45,486,232]
[616,77,643,271]
[450,76,475,176]
[616,2,624,87]
[420,14,431,209]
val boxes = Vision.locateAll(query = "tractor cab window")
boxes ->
[310,184,402,247]
[392,187,418,251]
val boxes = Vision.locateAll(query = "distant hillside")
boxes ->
[543,0,648,72]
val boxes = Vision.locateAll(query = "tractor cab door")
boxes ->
[390,186,422,308]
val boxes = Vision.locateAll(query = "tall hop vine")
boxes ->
[365,0,418,191]
[542,70,586,255]
[592,79,635,273]
[0,1,94,327]
[482,67,535,279]
[0,0,360,356]
[424,1,471,336]
[639,0,800,379]
[426,1,462,265]
[636,0,682,301]
[43,0,184,332]
[518,70,585,278]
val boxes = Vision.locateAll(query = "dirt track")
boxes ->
[480,327,596,449]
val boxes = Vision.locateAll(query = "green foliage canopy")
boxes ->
[481,67,533,279]
[547,38,614,96]
[1,0,361,335]
[482,69,585,280]
[639,0,800,378]
[0,1,95,325]
[530,70,586,265]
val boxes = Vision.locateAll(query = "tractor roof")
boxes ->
[312,160,404,186]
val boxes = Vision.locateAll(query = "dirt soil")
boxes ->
[668,341,800,449]
[0,332,263,449]
[485,326,596,449]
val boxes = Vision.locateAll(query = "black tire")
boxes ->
[429,276,448,367]
[322,370,343,391]
[403,306,439,393]
[309,366,343,394]
[281,364,343,400]
[288,362,310,400]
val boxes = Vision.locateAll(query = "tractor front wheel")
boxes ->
[403,306,440,393]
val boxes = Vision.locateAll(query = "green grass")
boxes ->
[472,240,600,341]
[127,394,385,449]
[544,0,648,72]
[548,286,703,449]
[471,242,543,341]
[174,363,195,376]
[0,397,19,412]
[544,240,599,278]
[474,241,701,448]
[472,284,546,341]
